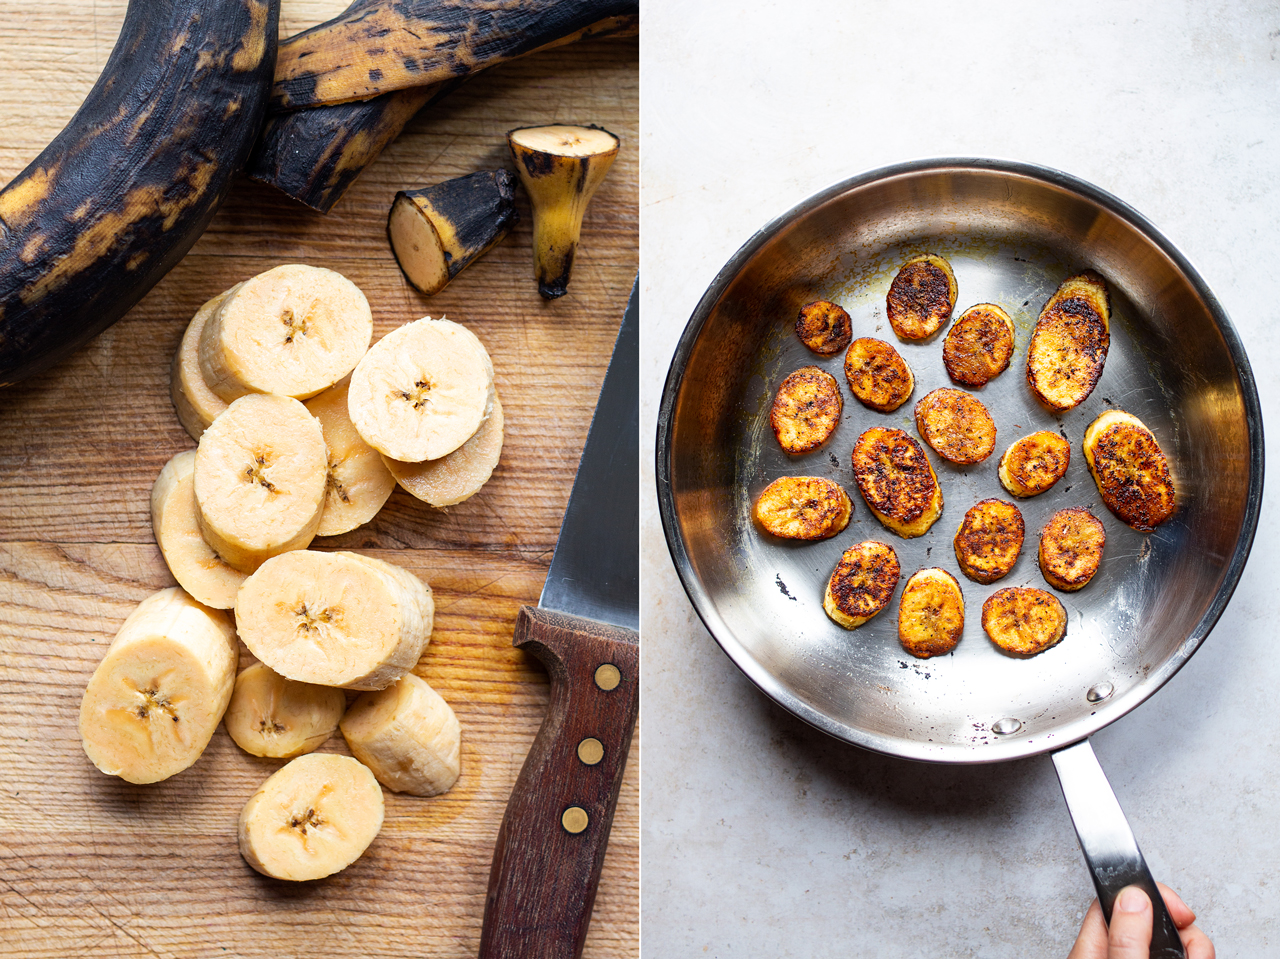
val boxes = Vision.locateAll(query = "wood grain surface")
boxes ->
[0,3,638,956]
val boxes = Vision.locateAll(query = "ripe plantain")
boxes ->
[897,568,965,658]
[753,476,852,541]
[943,303,1015,386]
[823,541,900,629]
[886,254,957,340]
[851,427,943,538]
[999,430,1071,498]
[843,337,915,412]
[1026,271,1111,411]
[953,499,1025,584]
[304,377,397,536]
[508,124,620,299]
[914,388,997,464]
[1083,409,1176,530]
[0,0,278,386]
[1039,507,1106,591]
[769,367,843,454]
[796,300,853,355]
[982,587,1067,656]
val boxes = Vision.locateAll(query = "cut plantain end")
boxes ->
[388,170,518,295]
[508,123,619,299]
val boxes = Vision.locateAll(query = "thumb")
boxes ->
[1108,886,1154,958]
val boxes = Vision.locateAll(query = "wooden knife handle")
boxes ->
[479,606,639,959]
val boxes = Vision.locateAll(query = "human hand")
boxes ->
[1067,883,1214,959]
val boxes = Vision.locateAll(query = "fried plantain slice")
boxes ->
[1026,270,1110,411]
[1082,409,1175,530]
[823,540,900,629]
[943,303,1015,386]
[1039,507,1106,591]
[769,366,843,454]
[886,253,957,340]
[914,387,997,464]
[796,300,853,356]
[999,430,1071,497]
[898,567,965,658]
[843,337,915,412]
[981,587,1067,656]
[754,476,852,540]
[851,427,943,538]
[953,499,1025,584]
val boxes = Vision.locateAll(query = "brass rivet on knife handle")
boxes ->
[561,807,590,834]
[577,738,605,765]
[594,664,621,690]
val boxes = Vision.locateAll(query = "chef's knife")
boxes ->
[478,278,639,959]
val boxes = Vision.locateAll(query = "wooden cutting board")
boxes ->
[0,3,638,957]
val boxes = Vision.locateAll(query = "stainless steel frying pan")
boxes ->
[656,159,1263,958]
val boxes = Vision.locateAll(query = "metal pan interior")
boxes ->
[657,159,1262,764]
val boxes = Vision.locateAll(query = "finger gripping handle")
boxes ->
[1052,739,1186,959]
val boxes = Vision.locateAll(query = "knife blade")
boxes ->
[478,278,639,959]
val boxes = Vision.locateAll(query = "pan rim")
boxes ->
[655,156,1265,764]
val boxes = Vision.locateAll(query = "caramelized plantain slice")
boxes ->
[1039,507,1106,591]
[953,499,1024,584]
[851,427,943,538]
[897,567,965,658]
[1026,270,1111,411]
[754,476,852,540]
[796,300,853,356]
[886,254,957,340]
[943,303,1015,386]
[843,337,914,412]
[823,540,900,629]
[769,366,843,454]
[998,430,1071,497]
[1082,409,1175,530]
[981,587,1067,656]
[914,387,997,464]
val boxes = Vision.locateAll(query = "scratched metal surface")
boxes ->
[657,159,1262,764]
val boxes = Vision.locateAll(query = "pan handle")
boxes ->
[1051,739,1186,959]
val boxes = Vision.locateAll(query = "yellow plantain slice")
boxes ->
[914,387,997,465]
[304,376,397,536]
[851,427,943,538]
[898,567,965,658]
[953,499,1025,584]
[843,337,915,412]
[1025,270,1110,411]
[754,476,852,540]
[1082,409,1175,530]
[823,540,900,629]
[795,300,853,355]
[886,253,957,340]
[1039,507,1106,591]
[170,285,239,441]
[942,303,1015,387]
[769,366,843,454]
[982,587,1067,656]
[998,430,1071,497]
[383,393,504,507]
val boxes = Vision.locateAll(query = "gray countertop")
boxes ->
[639,2,1280,955]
